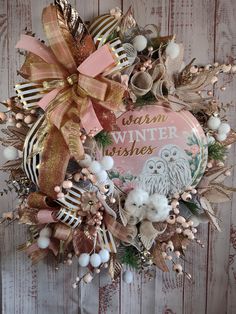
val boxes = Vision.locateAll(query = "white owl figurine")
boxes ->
[145,194,171,222]
[124,188,149,225]
[159,144,192,195]
[138,157,170,196]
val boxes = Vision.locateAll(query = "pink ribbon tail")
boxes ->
[26,242,39,255]
[81,99,103,135]
[16,34,58,64]
[37,210,58,224]
[38,88,61,111]
[77,44,115,78]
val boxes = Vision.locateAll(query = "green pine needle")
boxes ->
[95,131,113,149]
[120,246,139,269]
[208,142,227,161]
[135,92,156,106]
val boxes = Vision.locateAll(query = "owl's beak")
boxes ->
[170,157,174,162]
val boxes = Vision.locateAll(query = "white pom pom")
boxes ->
[89,161,102,174]
[89,253,102,268]
[79,154,92,168]
[99,249,110,263]
[132,35,147,52]
[207,135,215,145]
[39,227,52,238]
[166,41,180,59]
[100,156,114,170]
[96,170,108,182]
[123,270,133,284]
[207,116,221,130]
[216,133,227,142]
[78,253,90,267]
[37,236,50,249]
[218,122,231,135]
[3,146,19,160]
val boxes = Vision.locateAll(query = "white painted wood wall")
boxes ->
[0,0,236,313]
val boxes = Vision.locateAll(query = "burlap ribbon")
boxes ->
[16,4,126,198]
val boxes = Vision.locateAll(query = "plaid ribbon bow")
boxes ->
[16,4,126,198]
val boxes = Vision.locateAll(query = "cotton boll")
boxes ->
[132,35,147,52]
[89,161,102,174]
[39,227,52,238]
[37,236,50,249]
[207,116,221,130]
[3,146,19,160]
[218,122,231,135]
[166,41,180,59]
[100,156,114,170]
[78,253,90,267]
[99,249,110,263]
[96,170,108,182]
[145,194,171,222]
[216,133,227,142]
[90,253,102,268]
[123,270,133,284]
[83,272,93,283]
[124,188,149,218]
[79,154,92,168]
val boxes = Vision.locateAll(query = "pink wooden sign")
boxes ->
[105,105,208,195]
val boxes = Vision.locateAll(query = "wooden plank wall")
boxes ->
[0,0,236,313]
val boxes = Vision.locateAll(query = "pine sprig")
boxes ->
[119,246,139,269]
[135,92,156,106]
[208,142,227,161]
[95,131,113,149]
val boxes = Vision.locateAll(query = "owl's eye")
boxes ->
[143,203,146,206]
[132,203,136,206]
[157,165,161,169]
[173,151,177,156]
[151,207,156,211]
[149,166,153,169]
[164,153,169,158]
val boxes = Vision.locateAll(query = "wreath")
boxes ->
[1,0,236,286]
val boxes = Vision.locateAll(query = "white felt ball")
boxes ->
[216,133,227,142]
[96,170,108,182]
[132,35,147,52]
[218,122,231,135]
[89,161,102,174]
[78,253,90,267]
[90,253,102,268]
[207,135,215,145]
[79,154,92,168]
[207,116,221,130]
[37,236,50,249]
[166,41,180,59]
[3,146,19,160]
[39,227,52,238]
[100,156,114,171]
[99,249,110,263]
[123,270,133,284]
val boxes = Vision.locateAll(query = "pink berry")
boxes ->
[62,180,73,189]
[57,192,65,199]
[54,186,61,193]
